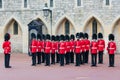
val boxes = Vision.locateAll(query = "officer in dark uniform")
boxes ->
[107,34,116,67]
[56,35,60,63]
[2,33,11,68]
[41,34,45,63]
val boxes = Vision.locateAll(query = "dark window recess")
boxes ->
[0,0,2,8]
[24,0,27,8]
[92,19,97,34]
[106,0,110,5]
[65,20,70,35]
[77,0,81,6]
[50,0,53,7]
[14,21,18,35]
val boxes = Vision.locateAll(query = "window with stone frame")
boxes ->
[65,20,70,35]
[50,0,53,7]
[77,0,81,6]
[0,0,2,8]
[92,19,97,34]
[24,0,27,8]
[106,0,110,5]
[13,21,18,35]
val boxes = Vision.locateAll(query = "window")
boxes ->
[50,0,53,7]
[65,20,70,35]
[92,19,97,34]
[77,0,81,6]
[106,0,110,5]
[0,0,2,8]
[13,21,18,35]
[24,0,27,8]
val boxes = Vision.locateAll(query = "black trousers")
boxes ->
[56,52,60,63]
[42,52,45,63]
[4,54,10,67]
[60,54,65,66]
[65,52,70,64]
[70,51,74,63]
[85,50,89,63]
[98,51,103,64]
[80,52,85,64]
[45,54,50,66]
[109,54,114,67]
[75,54,80,66]
[91,54,97,66]
[37,52,41,64]
[32,53,36,65]
[51,54,55,64]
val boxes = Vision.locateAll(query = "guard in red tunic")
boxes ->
[37,33,42,64]
[2,33,11,68]
[79,32,85,64]
[30,33,37,66]
[84,33,90,63]
[70,34,75,63]
[51,35,56,64]
[75,33,81,66]
[55,35,60,63]
[98,33,105,64]
[65,35,70,65]
[41,34,45,63]
[91,34,98,67]
[45,34,52,66]
[107,34,116,67]
[59,35,66,66]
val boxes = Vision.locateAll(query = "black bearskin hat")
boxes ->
[4,33,10,41]
[65,35,69,41]
[109,34,114,41]
[60,35,64,41]
[46,34,50,40]
[76,33,80,39]
[37,33,42,40]
[70,34,75,40]
[92,34,97,40]
[98,33,103,38]
[51,35,55,41]
[55,35,60,41]
[79,32,84,38]
[42,34,45,40]
[84,33,89,39]
[31,33,36,39]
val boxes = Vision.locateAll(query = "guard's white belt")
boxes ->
[92,47,97,49]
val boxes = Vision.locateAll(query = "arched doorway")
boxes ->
[113,19,120,53]
[28,18,48,55]
[84,17,104,39]
[56,18,75,35]
[4,18,23,53]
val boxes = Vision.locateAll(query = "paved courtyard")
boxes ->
[0,53,120,80]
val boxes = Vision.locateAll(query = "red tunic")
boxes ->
[55,41,59,53]
[45,40,52,54]
[51,41,56,54]
[75,40,82,54]
[2,41,11,54]
[107,41,116,54]
[81,39,85,52]
[65,41,71,53]
[42,40,45,52]
[70,40,75,52]
[91,41,98,54]
[98,39,105,51]
[84,39,90,51]
[59,41,66,54]
[30,39,37,53]
[37,40,43,52]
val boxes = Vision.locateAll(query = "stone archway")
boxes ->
[55,18,75,35]
[84,17,104,40]
[4,18,23,53]
[112,18,120,54]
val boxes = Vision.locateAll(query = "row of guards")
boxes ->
[30,32,116,67]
